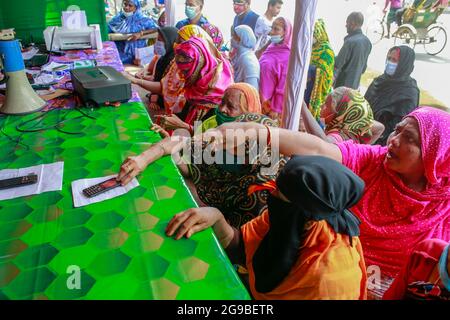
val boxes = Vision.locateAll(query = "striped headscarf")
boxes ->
[324,87,374,144]
[178,24,223,50]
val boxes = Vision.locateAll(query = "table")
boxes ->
[0,43,250,300]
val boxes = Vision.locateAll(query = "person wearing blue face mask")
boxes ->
[108,0,158,64]
[365,46,419,145]
[175,0,209,30]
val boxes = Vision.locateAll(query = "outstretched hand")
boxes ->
[165,207,223,240]
[155,114,190,131]
[151,124,170,138]
[117,156,146,186]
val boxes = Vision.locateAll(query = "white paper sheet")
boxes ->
[22,47,39,60]
[0,162,64,201]
[71,175,139,208]
[41,62,71,72]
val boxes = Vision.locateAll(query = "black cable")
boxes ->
[15,106,96,135]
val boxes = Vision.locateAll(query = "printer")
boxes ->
[44,10,103,51]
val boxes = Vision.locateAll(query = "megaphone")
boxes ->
[0,36,45,115]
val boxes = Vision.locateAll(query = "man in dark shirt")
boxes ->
[334,12,372,90]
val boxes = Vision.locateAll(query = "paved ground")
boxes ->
[138,0,449,107]
[201,0,450,107]
[316,0,450,107]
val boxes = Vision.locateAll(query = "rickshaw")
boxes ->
[393,0,448,55]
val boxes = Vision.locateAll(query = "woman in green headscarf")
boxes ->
[308,19,335,120]
[200,82,263,132]
[118,83,286,228]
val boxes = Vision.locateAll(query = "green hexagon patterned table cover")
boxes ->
[0,102,250,300]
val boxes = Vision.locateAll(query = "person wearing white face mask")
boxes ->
[175,0,209,30]
[255,0,284,52]
[365,46,419,145]
[231,25,260,90]
[108,0,158,64]
[258,17,292,121]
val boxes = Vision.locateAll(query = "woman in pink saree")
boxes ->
[258,17,293,121]
[207,106,450,299]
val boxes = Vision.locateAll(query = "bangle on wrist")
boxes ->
[264,124,271,147]
[155,143,166,156]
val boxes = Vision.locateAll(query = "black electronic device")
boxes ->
[0,174,38,190]
[24,54,50,68]
[70,66,132,107]
[82,177,121,198]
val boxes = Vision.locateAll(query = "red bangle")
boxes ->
[264,125,271,146]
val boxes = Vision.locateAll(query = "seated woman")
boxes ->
[383,239,450,300]
[308,19,335,120]
[118,83,283,228]
[108,0,158,64]
[126,27,178,110]
[231,25,260,90]
[165,155,368,300]
[199,83,263,132]
[165,36,233,131]
[259,17,293,121]
[302,87,385,144]
[207,106,450,299]
[127,25,224,117]
[365,46,419,145]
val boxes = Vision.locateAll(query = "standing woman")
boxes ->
[231,25,260,90]
[259,17,292,121]
[308,19,335,120]
[108,0,157,64]
[365,46,420,145]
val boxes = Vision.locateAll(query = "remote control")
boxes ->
[82,177,121,198]
[0,174,38,190]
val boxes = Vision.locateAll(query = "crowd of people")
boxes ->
[107,0,449,300]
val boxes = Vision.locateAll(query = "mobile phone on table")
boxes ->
[0,174,38,190]
[82,177,121,198]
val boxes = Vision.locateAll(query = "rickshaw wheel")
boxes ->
[394,25,417,50]
[366,18,385,45]
[424,24,447,56]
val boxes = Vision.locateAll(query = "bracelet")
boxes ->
[264,124,271,147]
[154,143,166,156]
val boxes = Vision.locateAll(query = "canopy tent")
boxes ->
[282,0,318,131]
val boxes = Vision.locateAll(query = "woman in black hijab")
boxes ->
[166,155,368,300]
[124,26,179,109]
[365,46,420,145]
